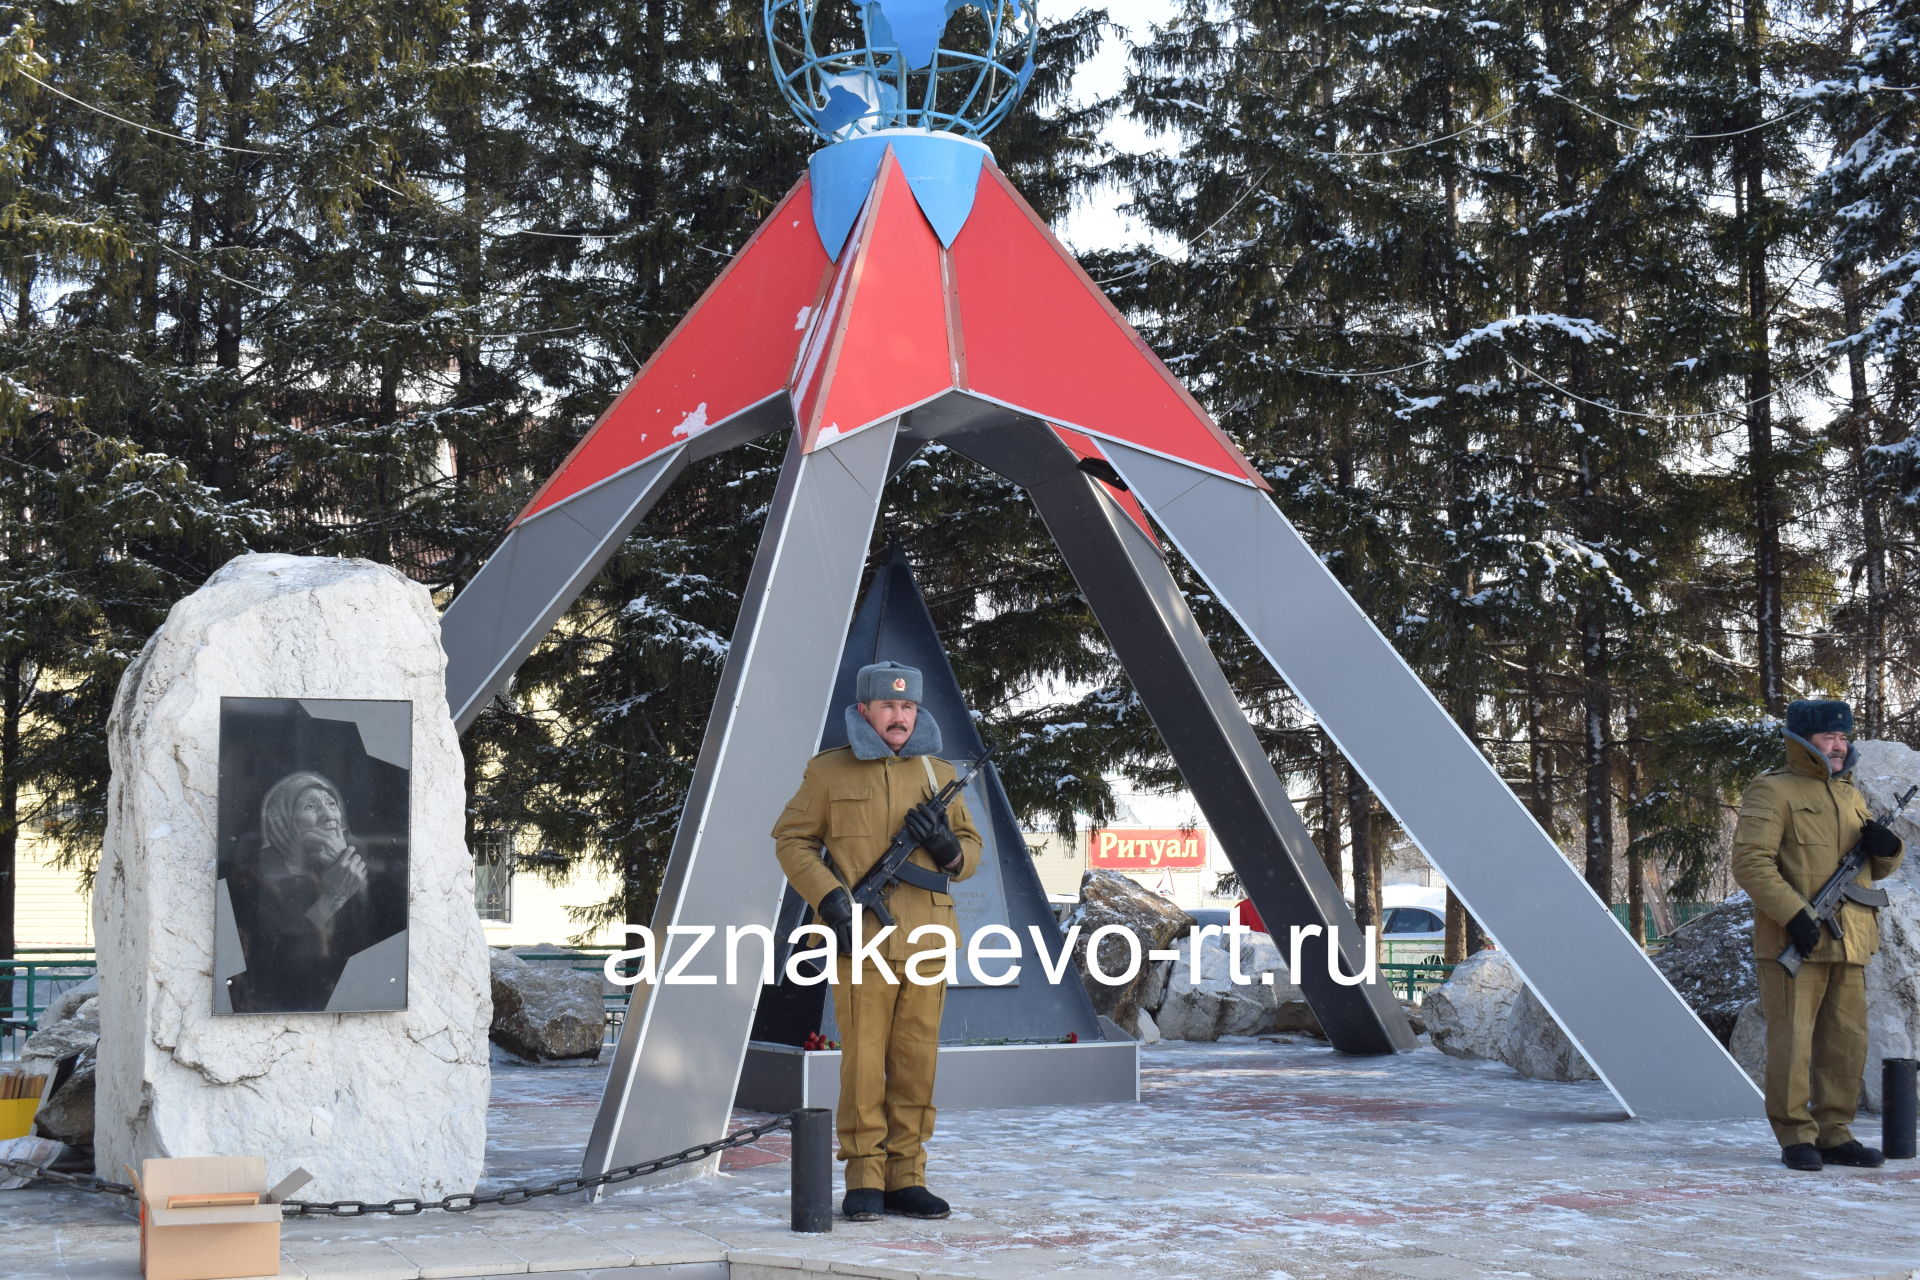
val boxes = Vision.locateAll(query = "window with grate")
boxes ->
[473,830,515,922]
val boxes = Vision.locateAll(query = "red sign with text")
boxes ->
[1087,828,1207,870]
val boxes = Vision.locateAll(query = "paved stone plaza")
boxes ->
[5,1038,1919,1279]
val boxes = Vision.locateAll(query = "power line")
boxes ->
[1505,354,1824,421]
[1312,103,1516,157]
[1543,88,1817,140]
[12,66,623,242]
[14,65,278,155]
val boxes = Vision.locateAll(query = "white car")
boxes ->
[1380,884,1447,965]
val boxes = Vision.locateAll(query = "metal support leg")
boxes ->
[949,424,1412,1055]
[1103,441,1758,1119]
[583,421,901,1184]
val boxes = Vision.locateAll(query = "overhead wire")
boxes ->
[1505,355,1826,422]
[10,64,625,242]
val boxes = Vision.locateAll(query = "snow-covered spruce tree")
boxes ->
[1808,0,1920,739]
[1644,0,1835,718]
[1105,0,1522,926]
[0,0,453,943]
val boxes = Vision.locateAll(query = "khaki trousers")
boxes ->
[1756,958,1868,1148]
[833,952,946,1192]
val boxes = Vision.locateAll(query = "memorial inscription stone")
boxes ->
[95,554,489,1202]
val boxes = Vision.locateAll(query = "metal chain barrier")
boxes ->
[0,1113,793,1218]
[0,1163,135,1198]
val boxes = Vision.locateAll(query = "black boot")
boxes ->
[883,1185,952,1218]
[842,1187,884,1221]
[1817,1139,1885,1168]
[1780,1143,1823,1171]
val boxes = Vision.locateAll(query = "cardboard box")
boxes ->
[129,1157,311,1280]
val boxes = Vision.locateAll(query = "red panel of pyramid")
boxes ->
[518,180,834,524]
[949,168,1265,489]
[793,151,955,451]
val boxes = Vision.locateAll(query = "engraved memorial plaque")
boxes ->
[214,698,411,1014]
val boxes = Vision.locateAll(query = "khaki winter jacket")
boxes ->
[772,743,981,937]
[1731,736,1904,966]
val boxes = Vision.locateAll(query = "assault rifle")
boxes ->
[1779,783,1916,978]
[847,744,995,930]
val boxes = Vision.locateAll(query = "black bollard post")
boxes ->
[790,1107,834,1232]
[1884,1059,1918,1160]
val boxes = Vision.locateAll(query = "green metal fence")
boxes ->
[1379,961,1455,1003]
[1608,901,1715,943]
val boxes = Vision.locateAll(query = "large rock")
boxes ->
[1064,870,1194,1031]
[1425,950,1596,1082]
[39,977,100,1029]
[1729,998,1765,1087]
[1651,896,1757,1044]
[1851,739,1920,1110]
[33,1051,96,1148]
[21,995,100,1064]
[488,950,604,1061]
[1155,932,1321,1041]
[94,554,491,1202]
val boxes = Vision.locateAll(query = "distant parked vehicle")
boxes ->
[1380,884,1447,965]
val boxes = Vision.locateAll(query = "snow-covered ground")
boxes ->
[6,1036,1918,1279]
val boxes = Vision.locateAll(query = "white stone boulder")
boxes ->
[1851,739,1920,1110]
[1155,931,1316,1041]
[94,553,491,1202]
[1424,949,1596,1082]
[488,950,605,1061]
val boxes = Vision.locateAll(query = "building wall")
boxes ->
[12,836,94,950]
[478,862,627,949]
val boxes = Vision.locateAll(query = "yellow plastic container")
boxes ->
[0,1097,38,1140]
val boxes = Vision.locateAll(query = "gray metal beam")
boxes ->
[1101,441,1759,1120]
[441,410,780,732]
[946,422,1413,1055]
[582,419,901,1186]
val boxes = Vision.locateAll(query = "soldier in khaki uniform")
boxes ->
[773,661,981,1221]
[1731,699,1904,1171]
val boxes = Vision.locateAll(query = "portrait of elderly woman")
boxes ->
[222,772,381,1011]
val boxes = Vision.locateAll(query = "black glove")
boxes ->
[1861,819,1902,860]
[1786,909,1822,957]
[816,888,856,954]
[903,802,963,871]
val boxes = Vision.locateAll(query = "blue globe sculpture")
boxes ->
[765,0,1039,143]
